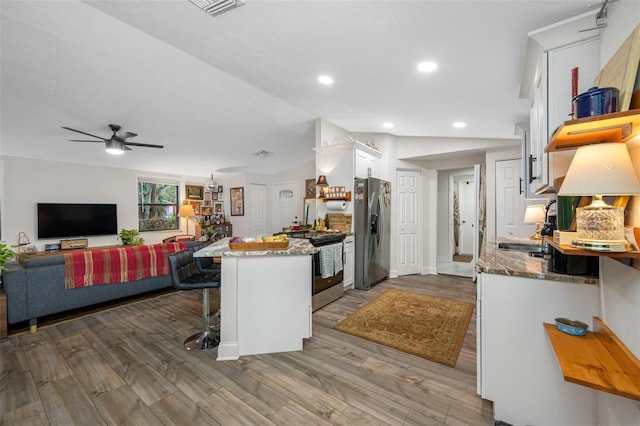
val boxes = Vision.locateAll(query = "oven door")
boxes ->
[312,245,344,295]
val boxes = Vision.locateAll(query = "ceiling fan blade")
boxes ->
[121,131,137,139]
[61,127,108,141]
[123,142,164,149]
[69,139,105,143]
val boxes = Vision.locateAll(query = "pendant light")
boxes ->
[205,172,217,192]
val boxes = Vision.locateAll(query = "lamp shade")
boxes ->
[523,205,546,224]
[558,143,640,196]
[178,204,196,218]
[316,175,329,187]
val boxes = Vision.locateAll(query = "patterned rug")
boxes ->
[334,288,474,367]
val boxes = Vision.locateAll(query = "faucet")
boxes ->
[541,199,557,256]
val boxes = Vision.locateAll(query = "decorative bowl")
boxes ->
[555,318,589,336]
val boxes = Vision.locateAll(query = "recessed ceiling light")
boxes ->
[383,122,394,129]
[452,121,467,128]
[417,61,438,73]
[318,75,334,85]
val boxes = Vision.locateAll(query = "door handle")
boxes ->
[528,154,537,184]
[519,178,524,195]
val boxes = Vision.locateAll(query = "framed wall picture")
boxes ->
[218,185,223,193]
[212,192,218,201]
[204,191,212,201]
[305,178,316,198]
[213,201,224,215]
[186,185,204,200]
[230,187,244,216]
[188,200,201,215]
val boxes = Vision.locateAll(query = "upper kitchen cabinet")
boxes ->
[520,10,601,194]
[355,148,380,179]
[315,141,382,188]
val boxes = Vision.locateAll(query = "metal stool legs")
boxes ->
[183,288,220,351]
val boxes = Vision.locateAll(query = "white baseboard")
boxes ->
[389,269,398,278]
[422,266,438,275]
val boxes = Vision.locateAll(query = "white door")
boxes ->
[397,170,420,276]
[273,182,299,232]
[496,159,524,238]
[457,174,475,255]
[249,183,268,235]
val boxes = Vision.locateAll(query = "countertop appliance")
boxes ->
[354,177,391,290]
[278,231,346,311]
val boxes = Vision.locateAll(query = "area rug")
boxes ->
[334,288,474,367]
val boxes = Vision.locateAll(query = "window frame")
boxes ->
[137,178,180,232]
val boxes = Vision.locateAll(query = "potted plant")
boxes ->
[0,243,16,271]
[118,229,144,246]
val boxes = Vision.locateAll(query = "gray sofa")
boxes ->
[3,241,204,331]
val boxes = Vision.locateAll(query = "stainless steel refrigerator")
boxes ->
[354,177,391,290]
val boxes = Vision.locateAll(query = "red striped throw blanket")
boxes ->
[64,242,187,289]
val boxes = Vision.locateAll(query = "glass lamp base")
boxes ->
[570,239,629,252]
[575,197,624,242]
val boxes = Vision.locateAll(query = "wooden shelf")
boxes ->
[544,317,640,400]
[545,109,640,152]
[322,191,352,202]
[546,237,640,259]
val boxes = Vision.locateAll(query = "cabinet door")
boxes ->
[529,68,545,192]
[480,273,598,425]
[343,236,354,287]
[355,150,370,178]
[367,156,379,178]
[532,37,600,193]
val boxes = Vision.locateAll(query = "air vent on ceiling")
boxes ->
[254,150,273,159]
[188,0,245,17]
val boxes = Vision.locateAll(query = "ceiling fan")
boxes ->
[61,124,164,155]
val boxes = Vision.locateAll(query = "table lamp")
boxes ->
[316,175,329,197]
[558,143,640,252]
[524,204,547,240]
[178,203,196,236]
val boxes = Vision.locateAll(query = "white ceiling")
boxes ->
[0,0,601,178]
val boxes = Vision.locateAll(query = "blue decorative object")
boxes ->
[555,318,589,336]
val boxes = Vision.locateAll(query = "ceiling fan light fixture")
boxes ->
[189,0,245,17]
[105,139,125,155]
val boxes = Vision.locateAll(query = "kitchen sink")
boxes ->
[498,242,542,252]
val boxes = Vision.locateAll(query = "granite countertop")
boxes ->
[194,237,318,257]
[477,237,598,285]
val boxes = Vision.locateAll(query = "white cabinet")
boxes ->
[315,141,382,214]
[343,235,354,288]
[522,11,600,194]
[355,149,379,178]
[478,272,599,426]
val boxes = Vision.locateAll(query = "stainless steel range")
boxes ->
[281,231,346,311]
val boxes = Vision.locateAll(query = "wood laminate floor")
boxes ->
[1,274,493,425]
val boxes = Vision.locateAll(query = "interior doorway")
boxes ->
[437,167,478,278]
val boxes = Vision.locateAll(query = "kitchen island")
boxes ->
[476,237,600,426]
[194,238,317,361]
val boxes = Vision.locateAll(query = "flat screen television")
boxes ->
[37,203,118,239]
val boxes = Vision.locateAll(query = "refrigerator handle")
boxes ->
[372,196,382,244]
[378,196,383,245]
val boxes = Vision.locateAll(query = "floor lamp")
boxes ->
[178,203,196,236]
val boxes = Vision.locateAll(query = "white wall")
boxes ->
[2,156,207,249]
[0,155,315,248]
[596,1,640,423]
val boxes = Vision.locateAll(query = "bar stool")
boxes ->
[168,248,221,351]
